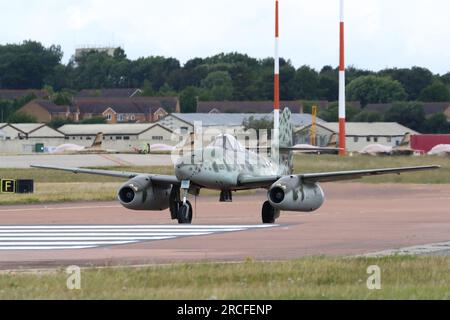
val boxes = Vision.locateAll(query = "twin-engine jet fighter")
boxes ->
[32,109,439,224]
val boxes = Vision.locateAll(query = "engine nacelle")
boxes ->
[268,176,324,212]
[118,175,171,211]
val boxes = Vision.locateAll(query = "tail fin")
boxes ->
[278,108,294,175]
[90,132,103,150]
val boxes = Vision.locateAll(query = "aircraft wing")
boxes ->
[299,165,440,183]
[238,165,439,188]
[30,165,180,185]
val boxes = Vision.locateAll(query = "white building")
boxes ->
[58,123,180,151]
[0,123,65,153]
[159,113,322,132]
[295,122,419,152]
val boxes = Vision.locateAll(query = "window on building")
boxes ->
[374,137,378,143]
[354,137,359,143]
[130,115,135,121]
[124,136,130,140]
[366,137,371,142]
[116,136,123,140]
[152,136,164,141]
[106,114,112,121]
[118,114,124,122]
[86,137,92,140]
[387,137,392,143]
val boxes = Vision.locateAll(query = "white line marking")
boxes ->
[0,224,279,250]
[0,205,121,213]
[0,225,276,229]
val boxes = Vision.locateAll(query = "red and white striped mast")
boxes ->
[274,0,280,133]
[338,0,346,156]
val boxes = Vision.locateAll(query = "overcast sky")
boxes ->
[1,0,449,74]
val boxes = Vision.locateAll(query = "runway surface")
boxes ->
[0,183,449,270]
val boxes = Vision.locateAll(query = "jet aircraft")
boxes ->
[32,109,439,224]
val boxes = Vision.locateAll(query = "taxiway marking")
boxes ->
[0,224,278,251]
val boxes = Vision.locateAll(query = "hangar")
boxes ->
[58,123,180,151]
[158,113,323,133]
[295,122,418,152]
[0,123,65,153]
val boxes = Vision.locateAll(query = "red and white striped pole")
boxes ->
[339,0,346,156]
[274,0,280,133]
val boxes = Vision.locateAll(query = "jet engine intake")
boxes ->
[118,175,171,211]
[268,176,324,212]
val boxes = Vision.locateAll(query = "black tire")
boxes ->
[262,201,280,224]
[177,201,193,224]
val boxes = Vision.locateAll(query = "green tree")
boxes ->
[418,81,450,102]
[351,110,383,122]
[294,66,319,100]
[201,71,233,101]
[423,113,450,133]
[179,86,199,113]
[317,66,339,101]
[53,91,73,105]
[347,75,407,107]
[384,102,425,132]
[318,103,360,122]
[8,112,38,123]
[0,41,63,89]
[378,67,433,100]
[80,117,107,124]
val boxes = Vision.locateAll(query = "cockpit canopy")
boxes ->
[209,134,245,152]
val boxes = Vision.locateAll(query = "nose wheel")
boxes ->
[262,201,280,224]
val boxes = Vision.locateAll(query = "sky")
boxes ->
[1,0,449,74]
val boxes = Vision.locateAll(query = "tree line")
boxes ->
[0,41,449,133]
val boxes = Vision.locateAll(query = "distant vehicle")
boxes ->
[32,109,439,225]
[50,133,117,154]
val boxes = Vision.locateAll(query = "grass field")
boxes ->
[0,256,449,299]
[0,155,448,205]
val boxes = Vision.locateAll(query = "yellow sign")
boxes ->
[1,179,16,193]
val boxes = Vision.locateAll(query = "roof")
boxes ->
[366,102,450,116]
[197,101,303,113]
[76,88,142,98]
[169,113,324,127]
[74,97,179,114]
[10,123,46,133]
[0,89,47,101]
[300,122,418,136]
[58,123,174,135]
[26,99,71,113]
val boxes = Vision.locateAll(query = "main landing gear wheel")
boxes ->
[262,201,280,224]
[177,200,193,224]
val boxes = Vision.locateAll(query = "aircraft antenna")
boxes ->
[339,0,346,156]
